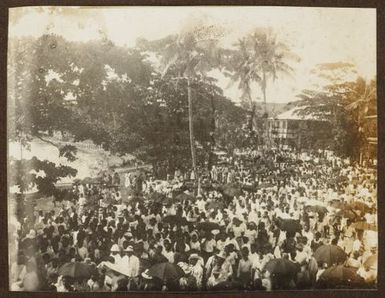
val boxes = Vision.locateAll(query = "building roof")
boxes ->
[272,107,327,121]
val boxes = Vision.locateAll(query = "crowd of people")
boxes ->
[9,148,377,292]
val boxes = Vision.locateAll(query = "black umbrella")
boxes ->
[222,184,242,197]
[196,221,221,231]
[351,221,377,231]
[314,245,347,267]
[148,192,165,203]
[206,200,225,211]
[147,262,185,282]
[336,209,359,221]
[58,262,95,280]
[305,205,328,215]
[175,193,195,202]
[264,258,300,276]
[163,215,188,225]
[348,201,371,213]
[241,184,257,192]
[276,218,302,234]
[316,265,367,289]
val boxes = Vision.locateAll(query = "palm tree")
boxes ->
[138,24,223,188]
[224,38,261,134]
[345,77,376,163]
[250,28,298,114]
[226,28,298,146]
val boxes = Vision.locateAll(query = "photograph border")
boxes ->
[0,1,383,298]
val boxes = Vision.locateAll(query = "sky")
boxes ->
[9,6,376,104]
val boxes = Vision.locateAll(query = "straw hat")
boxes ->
[216,251,227,259]
[124,245,134,252]
[188,253,200,261]
[141,269,152,280]
[110,244,120,252]
[124,232,133,238]
[26,229,36,239]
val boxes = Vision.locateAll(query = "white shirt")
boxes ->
[163,250,175,263]
[121,255,140,278]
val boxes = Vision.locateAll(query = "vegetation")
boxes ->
[8,28,376,194]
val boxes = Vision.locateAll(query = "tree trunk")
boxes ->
[208,93,216,171]
[187,78,197,189]
[262,70,268,148]
[262,71,267,114]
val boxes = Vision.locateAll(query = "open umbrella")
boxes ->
[222,185,242,197]
[82,177,100,185]
[148,192,165,203]
[58,262,95,280]
[163,215,188,226]
[206,200,225,211]
[351,221,377,231]
[348,201,371,213]
[258,182,275,189]
[147,262,185,282]
[241,183,258,192]
[314,245,347,266]
[264,258,300,276]
[363,254,377,271]
[305,205,328,215]
[276,218,302,234]
[336,208,359,220]
[316,265,367,289]
[197,221,221,231]
[175,193,195,202]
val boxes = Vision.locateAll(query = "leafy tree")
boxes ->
[137,23,224,184]
[9,157,77,197]
[294,63,376,159]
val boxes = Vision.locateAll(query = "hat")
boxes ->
[141,269,152,280]
[188,253,200,261]
[26,229,36,239]
[211,229,220,236]
[216,251,226,259]
[110,244,120,252]
[124,245,134,252]
[177,262,191,274]
[124,232,133,238]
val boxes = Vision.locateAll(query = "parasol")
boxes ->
[147,262,185,282]
[314,245,347,267]
[316,265,367,289]
[264,258,300,276]
[58,262,95,280]
[351,221,377,231]
[221,184,242,197]
[196,221,221,231]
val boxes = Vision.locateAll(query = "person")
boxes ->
[261,269,272,291]
[207,251,232,288]
[189,253,203,290]
[87,274,101,291]
[201,232,216,262]
[237,246,253,289]
[110,244,122,264]
[121,245,140,287]
[151,245,168,264]
[346,251,361,269]
[11,146,378,292]
[189,232,201,252]
[162,240,175,263]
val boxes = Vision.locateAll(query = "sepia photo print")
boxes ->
[7,6,377,292]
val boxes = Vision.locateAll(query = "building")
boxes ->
[362,114,377,165]
[267,107,331,149]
